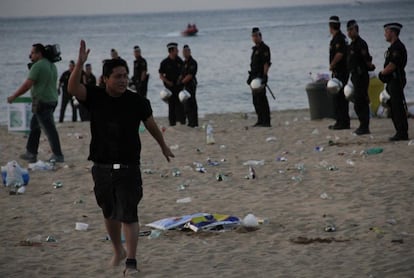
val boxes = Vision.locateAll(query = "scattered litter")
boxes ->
[244,166,256,180]
[74,199,84,204]
[391,239,404,244]
[314,146,324,152]
[219,145,226,150]
[139,125,145,133]
[295,163,305,172]
[206,124,215,145]
[53,181,63,189]
[311,128,320,135]
[45,235,57,242]
[28,160,55,171]
[324,224,337,232]
[408,140,414,146]
[176,197,192,203]
[146,213,240,232]
[195,148,203,154]
[216,173,228,182]
[243,160,265,166]
[75,222,89,231]
[386,219,397,225]
[266,136,277,142]
[241,214,259,228]
[207,158,220,166]
[290,236,350,244]
[177,184,189,191]
[170,144,179,150]
[291,176,303,183]
[2,161,29,194]
[193,162,206,173]
[369,227,384,234]
[320,192,329,200]
[143,169,154,174]
[276,156,288,162]
[172,168,181,177]
[148,230,162,239]
[285,121,290,126]
[364,147,383,155]
[346,159,355,166]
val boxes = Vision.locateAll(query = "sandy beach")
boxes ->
[0,109,413,278]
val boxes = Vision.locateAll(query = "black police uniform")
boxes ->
[79,71,96,121]
[59,70,78,123]
[132,56,149,97]
[379,39,408,139]
[330,31,350,128]
[182,55,198,127]
[348,35,373,131]
[159,56,185,126]
[249,41,271,126]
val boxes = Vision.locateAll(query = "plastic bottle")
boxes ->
[206,124,215,145]
[248,166,256,179]
[365,147,383,155]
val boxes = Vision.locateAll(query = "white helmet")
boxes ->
[160,88,172,102]
[344,82,355,102]
[326,78,343,95]
[379,89,391,107]
[250,78,264,91]
[178,90,191,103]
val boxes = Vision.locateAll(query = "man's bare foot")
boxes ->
[110,248,126,266]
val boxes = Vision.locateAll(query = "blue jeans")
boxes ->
[26,101,63,157]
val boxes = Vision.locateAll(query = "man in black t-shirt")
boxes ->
[379,23,408,141]
[181,44,198,127]
[159,42,185,126]
[68,40,174,275]
[247,27,271,127]
[328,16,350,130]
[79,63,96,121]
[131,45,149,97]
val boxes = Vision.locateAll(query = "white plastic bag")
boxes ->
[5,161,24,186]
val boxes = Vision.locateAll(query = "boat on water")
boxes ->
[182,24,198,36]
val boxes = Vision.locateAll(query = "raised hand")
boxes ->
[78,40,90,65]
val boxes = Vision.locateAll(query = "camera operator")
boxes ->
[7,43,64,163]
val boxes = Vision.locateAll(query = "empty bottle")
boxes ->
[206,124,215,145]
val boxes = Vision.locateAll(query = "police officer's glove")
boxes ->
[262,75,268,85]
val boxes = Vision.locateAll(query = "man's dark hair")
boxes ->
[85,63,91,67]
[32,43,46,56]
[102,58,129,78]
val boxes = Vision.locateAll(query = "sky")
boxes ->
[0,0,384,18]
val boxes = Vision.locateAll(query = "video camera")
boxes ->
[44,44,62,63]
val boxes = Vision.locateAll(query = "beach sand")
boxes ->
[0,109,413,278]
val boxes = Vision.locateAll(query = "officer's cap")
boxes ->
[329,16,340,24]
[252,27,261,35]
[133,45,140,51]
[347,20,358,30]
[384,22,403,31]
[167,42,178,49]
[183,44,190,50]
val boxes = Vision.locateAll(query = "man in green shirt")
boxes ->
[7,43,64,163]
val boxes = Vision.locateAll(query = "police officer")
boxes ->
[328,16,350,130]
[159,42,185,126]
[346,19,376,135]
[181,44,198,127]
[379,23,408,141]
[247,27,271,127]
[131,45,149,97]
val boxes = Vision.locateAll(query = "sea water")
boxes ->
[0,1,413,124]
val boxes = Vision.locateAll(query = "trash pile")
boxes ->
[1,160,29,194]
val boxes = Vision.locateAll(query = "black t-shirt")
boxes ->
[159,56,184,90]
[329,31,348,76]
[59,70,71,94]
[82,86,152,164]
[348,36,372,75]
[384,39,407,83]
[250,41,271,77]
[182,56,198,88]
[82,72,97,86]
[133,57,148,82]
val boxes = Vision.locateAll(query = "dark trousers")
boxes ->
[78,104,90,121]
[387,81,408,137]
[332,74,350,126]
[135,75,149,98]
[168,88,186,126]
[352,74,370,129]
[252,88,271,125]
[184,86,198,127]
[27,101,63,157]
[59,93,77,122]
